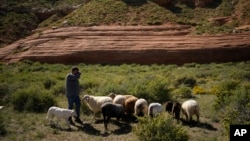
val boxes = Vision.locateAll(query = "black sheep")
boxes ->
[101,102,124,130]
[165,101,173,113]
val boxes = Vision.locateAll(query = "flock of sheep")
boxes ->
[82,93,200,130]
[46,93,200,130]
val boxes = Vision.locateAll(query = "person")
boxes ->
[65,66,83,125]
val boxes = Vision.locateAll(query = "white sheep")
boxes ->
[113,95,126,107]
[46,106,76,129]
[134,98,148,117]
[82,94,113,118]
[108,93,134,100]
[148,103,162,117]
[181,99,199,123]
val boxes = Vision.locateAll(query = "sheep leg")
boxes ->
[65,118,71,129]
[103,115,107,130]
[48,114,54,125]
[49,118,53,125]
[184,113,188,122]
[105,116,111,130]
[196,114,199,122]
[56,118,61,129]
[187,111,192,123]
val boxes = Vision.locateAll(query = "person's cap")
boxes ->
[71,66,79,72]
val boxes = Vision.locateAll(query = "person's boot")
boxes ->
[68,117,75,125]
[75,117,83,125]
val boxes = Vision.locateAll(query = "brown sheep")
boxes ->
[124,96,138,116]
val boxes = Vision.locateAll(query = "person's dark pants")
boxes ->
[67,96,81,118]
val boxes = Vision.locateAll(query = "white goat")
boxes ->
[46,106,76,129]
[82,94,113,118]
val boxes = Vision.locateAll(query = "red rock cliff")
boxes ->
[0,25,249,65]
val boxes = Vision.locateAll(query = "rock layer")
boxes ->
[0,25,250,65]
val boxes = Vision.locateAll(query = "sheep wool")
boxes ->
[134,98,148,117]
[82,94,113,117]
[124,96,138,116]
[46,106,76,129]
[101,103,124,130]
[148,103,162,117]
[181,99,199,123]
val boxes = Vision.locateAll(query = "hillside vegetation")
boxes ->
[0,0,249,48]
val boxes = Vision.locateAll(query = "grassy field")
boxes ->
[1,61,250,140]
[0,95,223,141]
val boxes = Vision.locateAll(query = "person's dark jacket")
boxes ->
[66,72,81,97]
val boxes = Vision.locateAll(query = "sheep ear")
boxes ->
[83,95,89,102]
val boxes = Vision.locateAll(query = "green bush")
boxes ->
[171,86,193,99]
[174,75,196,88]
[134,113,188,141]
[220,88,250,137]
[11,87,57,112]
[43,78,56,89]
[0,114,7,136]
[0,83,10,105]
[213,80,240,110]
[146,79,171,103]
[51,83,65,95]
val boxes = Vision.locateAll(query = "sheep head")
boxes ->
[82,95,90,103]
[108,93,117,99]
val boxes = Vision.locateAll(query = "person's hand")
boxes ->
[77,71,81,75]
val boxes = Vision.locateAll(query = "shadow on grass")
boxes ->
[49,124,75,132]
[74,118,133,137]
[80,123,103,135]
[180,118,217,131]
[111,121,132,135]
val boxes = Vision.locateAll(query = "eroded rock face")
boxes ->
[0,25,249,65]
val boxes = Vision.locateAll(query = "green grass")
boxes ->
[54,0,176,26]
[0,61,250,140]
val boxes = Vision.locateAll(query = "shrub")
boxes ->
[171,86,193,99]
[213,80,240,110]
[11,87,57,112]
[220,88,250,136]
[134,113,188,141]
[147,79,171,103]
[174,75,196,88]
[193,86,206,95]
[0,83,10,105]
[43,78,56,89]
[0,114,7,136]
[51,83,65,95]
